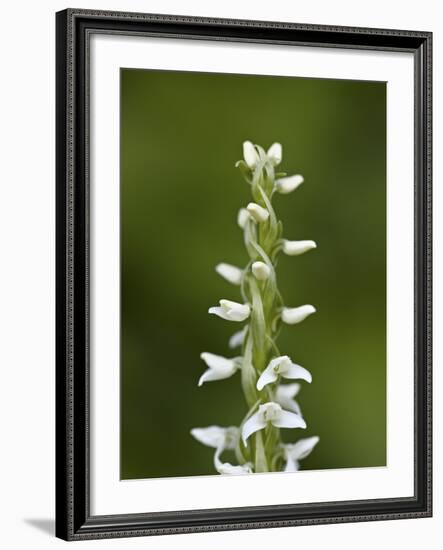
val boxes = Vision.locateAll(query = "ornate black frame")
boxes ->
[55,8,432,541]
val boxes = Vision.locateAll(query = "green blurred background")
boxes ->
[120,68,386,480]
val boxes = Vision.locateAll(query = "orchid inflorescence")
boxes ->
[191,141,319,475]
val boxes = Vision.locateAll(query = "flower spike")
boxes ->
[193,141,318,475]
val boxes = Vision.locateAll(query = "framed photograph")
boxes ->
[55,8,432,540]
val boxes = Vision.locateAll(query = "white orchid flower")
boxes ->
[242,402,306,445]
[252,261,271,281]
[275,383,302,415]
[214,449,253,475]
[198,352,241,386]
[190,425,239,451]
[247,202,269,223]
[276,174,304,194]
[229,327,247,349]
[282,240,317,256]
[237,208,250,229]
[256,356,312,391]
[243,140,259,169]
[209,299,251,322]
[282,436,320,472]
[215,263,243,285]
[267,142,282,165]
[281,305,316,325]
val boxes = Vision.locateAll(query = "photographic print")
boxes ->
[56,10,432,539]
[120,69,387,480]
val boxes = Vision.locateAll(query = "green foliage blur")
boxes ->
[120,68,386,480]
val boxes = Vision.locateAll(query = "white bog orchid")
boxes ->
[193,141,319,475]
[267,142,282,165]
[215,263,243,285]
[190,425,239,451]
[275,383,302,415]
[198,352,241,386]
[243,140,259,169]
[256,356,312,391]
[209,299,251,322]
[282,436,320,472]
[228,327,247,349]
[283,240,317,256]
[281,305,316,325]
[275,174,304,194]
[242,402,306,445]
[252,261,271,281]
[247,202,270,223]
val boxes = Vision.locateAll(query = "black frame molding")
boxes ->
[55,8,432,541]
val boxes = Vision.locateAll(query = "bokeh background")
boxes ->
[120,68,386,480]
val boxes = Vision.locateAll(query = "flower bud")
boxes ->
[215,263,243,285]
[282,240,317,256]
[267,142,282,165]
[246,202,269,223]
[209,299,251,322]
[237,208,250,229]
[243,140,259,169]
[276,174,304,194]
[281,305,316,325]
[252,261,271,281]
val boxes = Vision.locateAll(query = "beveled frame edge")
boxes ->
[55,8,432,541]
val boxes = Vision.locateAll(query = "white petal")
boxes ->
[267,142,282,165]
[220,299,250,322]
[252,261,271,281]
[242,411,267,445]
[198,353,238,386]
[282,240,317,256]
[256,364,279,391]
[215,263,243,285]
[209,300,250,322]
[237,208,250,229]
[213,448,252,474]
[218,462,252,475]
[220,299,243,310]
[190,426,231,449]
[281,305,316,325]
[271,410,307,430]
[286,436,320,460]
[284,456,300,472]
[198,366,237,386]
[276,382,300,400]
[208,306,231,321]
[247,202,269,223]
[268,355,292,372]
[275,175,304,194]
[229,327,247,349]
[285,363,312,383]
[200,352,234,371]
[243,140,259,169]
[275,384,302,414]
